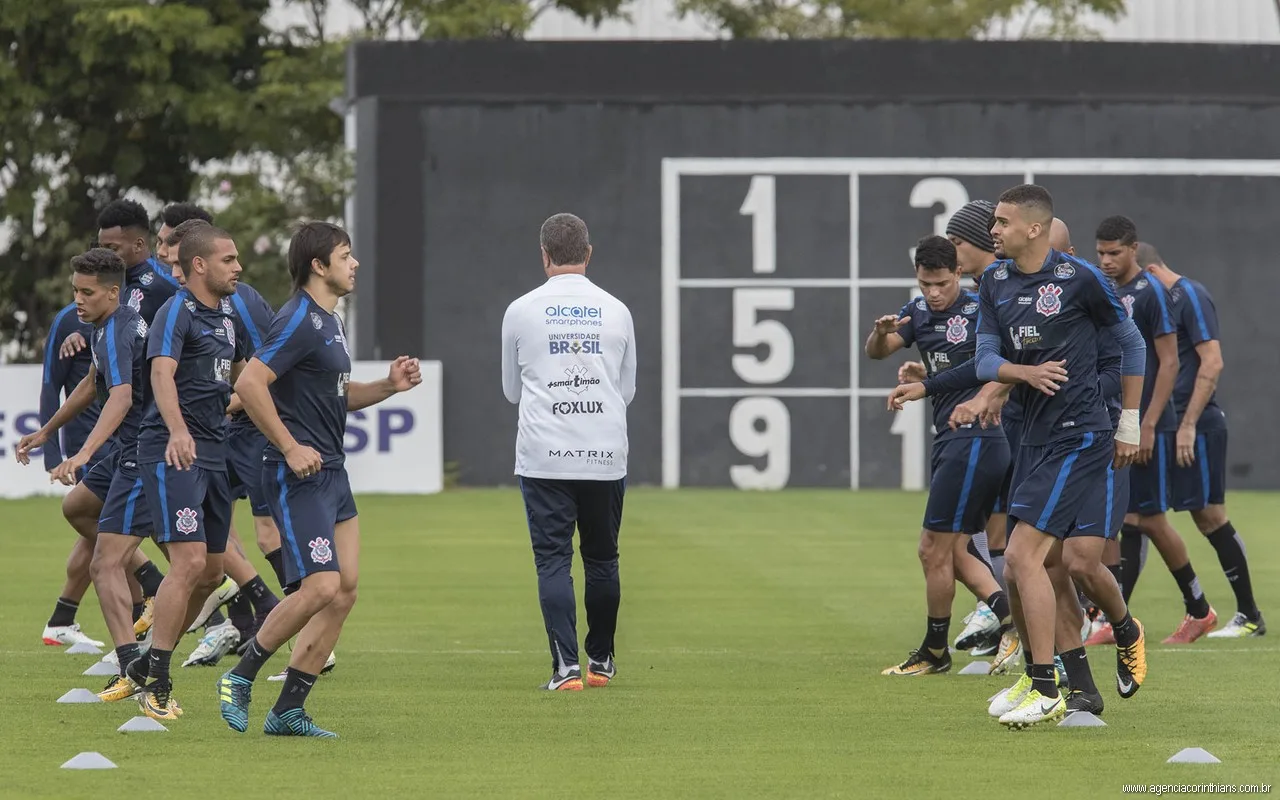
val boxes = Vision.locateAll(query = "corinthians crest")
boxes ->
[945,315,969,344]
[1036,283,1064,317]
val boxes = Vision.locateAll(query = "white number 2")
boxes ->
[908,178,970,263]
[729,397,790,490]
[731,288,794,384]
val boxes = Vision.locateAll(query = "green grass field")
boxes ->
[2,489,1278,798]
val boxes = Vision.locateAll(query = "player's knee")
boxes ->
[1064,554,1093,585]
[300,572,341,608]
[332,586,358,615]
[1191,507,1227,534]
[917,532,948,569]
[167,548,207,582]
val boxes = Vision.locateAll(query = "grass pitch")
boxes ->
[2,489,1278,798]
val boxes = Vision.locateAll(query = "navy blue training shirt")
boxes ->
[256,292,353,469]
[1115,272,1178,432]
[895,290,1002,442]
[41,303,98,471]
[976,251,1143,446]
[123,257,181,326]
[226,283,275,435]
[137,290,251,469]
[1169,277,1225,431]
[90,305,150,456]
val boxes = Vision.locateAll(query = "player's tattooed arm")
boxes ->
[1175,339,1223,467]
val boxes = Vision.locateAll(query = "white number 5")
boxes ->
[731,288,794,384]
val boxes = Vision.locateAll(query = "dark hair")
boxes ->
[1135,241,1163,268]
[71,247,127,287]
[540,213,590,266]
[159,202,213,230]
[179,225,234,277]
[997,184,1054,224]
[288,222,351,290]
[166,219,213,248]
[1095,215,1138,246]
[913,235,958,272]
[97,199,150,235]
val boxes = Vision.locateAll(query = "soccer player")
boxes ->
[155,202,213,268]
[1139,244,1266,638]
[158,220,285,668]
[218,222,420,737]
[124,225,253,720]
[496,213,634,692]
[1095,217,1217,644]
[16,249,157,698]
[943,185,1146,727]
[36,294,105,648]
[868,235,1013,677]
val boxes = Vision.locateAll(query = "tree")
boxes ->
[673,0,1125,40]
[0,0,273,360]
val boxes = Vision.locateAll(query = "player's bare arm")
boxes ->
[347,355,422,412]
[52,382,134,485]
[865,314,910,359]
[16,367,98,465]
[1140,332,1180,465]
[151,356,196,470]
[1176,338,1223,467]
[235,358,321,478]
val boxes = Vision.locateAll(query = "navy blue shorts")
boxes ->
[98,459,152,536]
[263,464,358,588]
[1127,432,1171,516]
[923,436,1011,534]
[81,449,117,503]
[140,463,233,554]
[1067,463,1129,539]
[1170,427,1228,512]
[1008,430,1116,539]
[226,426,270,517]
[993,418,1022,514]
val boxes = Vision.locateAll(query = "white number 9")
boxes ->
[729,397,791,490]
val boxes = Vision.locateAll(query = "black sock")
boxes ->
[133,561,165,597]
[1112,612,1140,648]
[115,643,141,677]
[1171,563,1210,618]
[228,594,255,638]
[243,576,279,614]
[272,667,319,714]
[48,597,78,627]
[132,602,146,623]
[923,616,950,655]
[1105,562,1122,590]
[148,648,173,686]
[1118,525,1143,603]
[1205,522,1258,618]
[264,548,288,591]
[985,591,1011,626]
[1060,647,1097,694]
[231,637,276,682]
[1024,661,1034,679]
[206,609,227,628]
[1030,663,1059,699]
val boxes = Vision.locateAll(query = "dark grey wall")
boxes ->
[348,41,1280,489]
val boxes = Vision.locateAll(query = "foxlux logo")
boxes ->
[551,401,604,415]
[544,305,603,327]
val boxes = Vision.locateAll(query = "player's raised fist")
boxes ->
[388,355,422,392]
[873,315,910,336]
[887,382,925,411]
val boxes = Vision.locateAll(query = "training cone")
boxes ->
[1168,747,1221,764]
[83,661,117,677]
[57,689,102,704]
[958,661,990,675]
[65,642,103,655]
[60,752,116,770]
[1058,711,1106,728]
[117,716,167,733]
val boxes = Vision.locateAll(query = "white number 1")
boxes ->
[739,175,776,274]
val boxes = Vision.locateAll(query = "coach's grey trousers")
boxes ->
[518,476,626,670]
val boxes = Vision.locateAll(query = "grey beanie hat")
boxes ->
[945,200,997,253]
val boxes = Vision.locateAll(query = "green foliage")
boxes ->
[673,0,1125,40]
